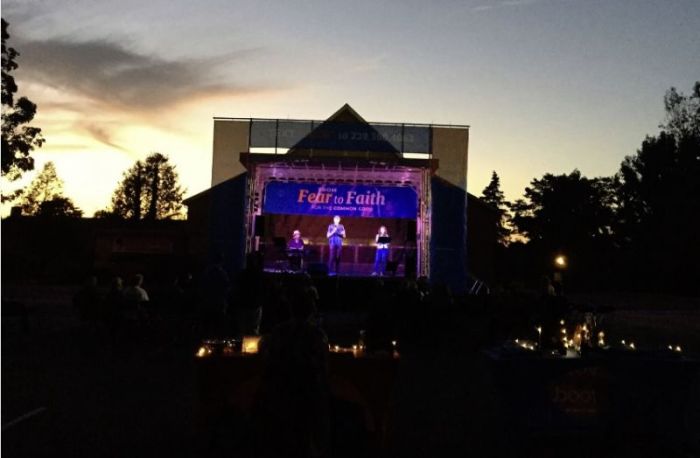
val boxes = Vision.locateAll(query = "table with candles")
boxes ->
[483,339,699,445]
[194,337,400,452]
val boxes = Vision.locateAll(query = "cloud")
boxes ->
[14,36,269,111]
[77,121,128,151]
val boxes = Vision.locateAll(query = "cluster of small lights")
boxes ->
[559,321,591,353]
[195,339,241,357]
[329,340,399,356]
[514,339,537,351]
[330,344,362,354]
[511,320,686,357]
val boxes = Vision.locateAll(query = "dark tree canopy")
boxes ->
[1,18,44,188]
[36,196,83,218]
[20,162,62,213]
[661,81,700,140]
[18,161,82,217]
[108,152,185,220]
[480,171,511,245]
[510,170,616,251]
[614,82,700,292]
[498,82,700,293]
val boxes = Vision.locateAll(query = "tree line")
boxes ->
[480,82,700,294]
[1,18,184,220]
[3,17,698,293]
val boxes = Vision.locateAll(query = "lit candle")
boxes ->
[242,336,261,354]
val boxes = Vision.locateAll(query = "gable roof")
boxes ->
[286,104,401,158]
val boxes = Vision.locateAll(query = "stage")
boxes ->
[187,104,471,293]
[257,270,414,312]
[257,213,417,277]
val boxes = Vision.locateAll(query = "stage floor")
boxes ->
[262,266,406,278]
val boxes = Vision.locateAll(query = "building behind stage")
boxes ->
[0,106,496,290]
[185,104,498,291]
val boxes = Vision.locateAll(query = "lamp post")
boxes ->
[553,253,567,296]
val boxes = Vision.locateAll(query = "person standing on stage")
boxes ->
[287,230,305,271]
[326,215,346,275]
[372,226,390,276]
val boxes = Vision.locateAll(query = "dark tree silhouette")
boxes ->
[18,161,82,217]
[615,82,700,292]
[661,81,700,140]
[20,162,62,213]
[480,171,511,245]
[1,18,44,201]
[36,196,83,218]
[511,170,615,248]
[108,152,185,220]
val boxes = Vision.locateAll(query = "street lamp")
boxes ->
[554,254,567,269]
[552,253,567,296]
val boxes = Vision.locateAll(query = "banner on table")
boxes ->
[263,181,418,218]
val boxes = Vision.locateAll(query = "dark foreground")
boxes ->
[2,294,699,458]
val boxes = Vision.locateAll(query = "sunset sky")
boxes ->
[2,0,699,216]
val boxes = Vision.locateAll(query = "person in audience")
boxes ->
[73,275,101,323]
[199,253,231,337]
[365,279,394,352]
[123,274,149,307]
[255,290,330,457]
[103,276,125,350]
[231,255,263,336]
[122,273,150,325]
[260,279,290,333]
[302,273,320,311]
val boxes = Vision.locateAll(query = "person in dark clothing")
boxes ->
[198,253,231,338]
[230,256,264,336]
[102,276,125,350]
[326,216,346,276]
[73,276,101,323]
[255,292,330,457]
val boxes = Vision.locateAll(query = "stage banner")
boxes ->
[263,181,418,218]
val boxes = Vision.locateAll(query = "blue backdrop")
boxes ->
[263,181,418,218]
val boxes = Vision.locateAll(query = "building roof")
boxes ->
[285,103,402,159]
